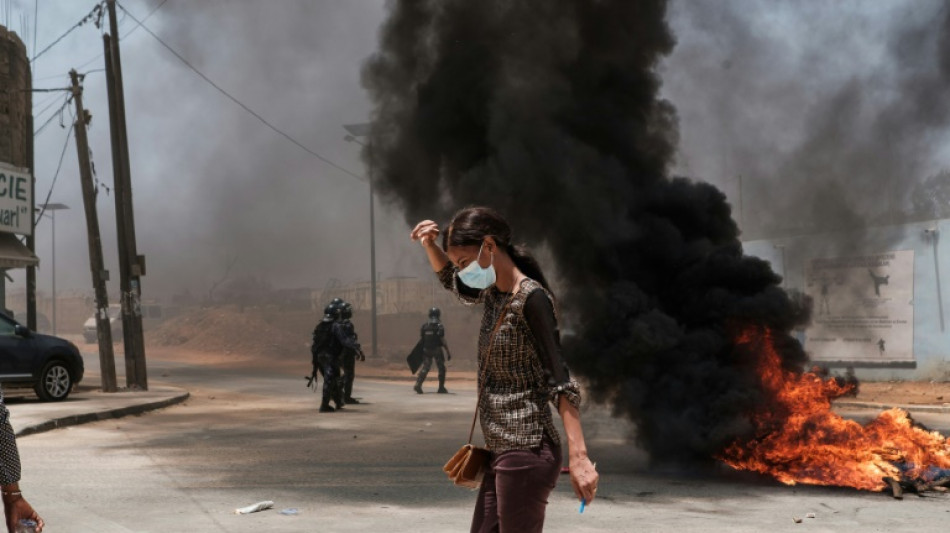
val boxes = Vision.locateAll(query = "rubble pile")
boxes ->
[147,306,308,357]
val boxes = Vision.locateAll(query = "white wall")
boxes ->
[743,220,950,381]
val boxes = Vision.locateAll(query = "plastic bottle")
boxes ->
[14,519,37,533]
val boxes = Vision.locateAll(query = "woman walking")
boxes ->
[411,206,598,532]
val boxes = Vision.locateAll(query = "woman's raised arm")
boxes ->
[410,220,450,273]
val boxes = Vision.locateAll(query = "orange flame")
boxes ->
[718,327,950,491]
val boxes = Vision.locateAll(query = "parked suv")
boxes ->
[0,313,84,401]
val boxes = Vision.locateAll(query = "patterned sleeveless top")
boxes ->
[438,265,581,452]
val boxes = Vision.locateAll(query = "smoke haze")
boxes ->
[22,0,410,303]
[664,1,950,238]
[8,1,950,459]
[361,0,950,461]
[361,0,804,461]
[16,1,950,305]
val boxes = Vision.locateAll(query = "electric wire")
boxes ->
[35,125,75,226]
[33,94,72,138]
[72,0,171,75]
[115,1,367,183]
[31,2,105,64]
[33,92,67,121]
[33,94,71,137]
[32,90,60,111]
[32,0,38,62]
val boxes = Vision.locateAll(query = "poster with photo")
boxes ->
[803,250,914,363]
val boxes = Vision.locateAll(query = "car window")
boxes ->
[0,319,16,336]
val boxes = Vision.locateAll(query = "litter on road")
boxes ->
[234,501,274,514]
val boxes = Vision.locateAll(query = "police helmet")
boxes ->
[330,302,346,318]
[341,303,353,320]
[323,303,337,320]
[429,307,441,319]
[330,297,344,307]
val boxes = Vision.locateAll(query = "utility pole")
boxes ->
[343,124,378,357]
[70,69,117,393]
[26,67,36,332]
[368,155,378,357]
[105,0,147,389]
[103,33,136,387]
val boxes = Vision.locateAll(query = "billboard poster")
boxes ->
[804,250,914,363]
[0,163,32,236]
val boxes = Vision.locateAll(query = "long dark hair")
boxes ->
[442,206,551,291]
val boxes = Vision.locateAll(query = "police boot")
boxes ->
[319,401,335,413]
[414,383,423,394]
[334,381,346,409]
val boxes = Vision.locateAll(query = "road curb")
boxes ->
[15,392,191,437]
[834,400,950,414]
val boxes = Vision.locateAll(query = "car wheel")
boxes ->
[35,360,72,402]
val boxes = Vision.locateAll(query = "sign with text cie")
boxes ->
[0,162,31,236]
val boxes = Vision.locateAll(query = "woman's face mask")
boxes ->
[458,241,496,289]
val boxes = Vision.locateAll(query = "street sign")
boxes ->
[0,162,32,236]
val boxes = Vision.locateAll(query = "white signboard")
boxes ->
[0,163,31,236]
[804,250,914,363]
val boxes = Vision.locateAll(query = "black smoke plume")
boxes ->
[362,0,808,462]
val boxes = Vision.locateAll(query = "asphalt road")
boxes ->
[10,355,950,532]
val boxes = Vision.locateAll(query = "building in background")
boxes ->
[745,220,950,381]
[0,26,39,317]
[314,276,480,360]
[314,276,459,316]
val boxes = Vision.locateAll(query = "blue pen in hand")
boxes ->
[578,462,597,514]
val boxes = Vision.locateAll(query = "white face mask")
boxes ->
[458,242,496,289]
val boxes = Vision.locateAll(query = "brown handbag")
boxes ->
[443,443,491,489]
[443,292,515,489]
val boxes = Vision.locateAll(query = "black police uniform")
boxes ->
[339,314,361,404]
[326,317,361,408]
[415,317,448,393]
[312,315,341,412]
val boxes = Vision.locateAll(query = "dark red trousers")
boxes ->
[470,437,562,533]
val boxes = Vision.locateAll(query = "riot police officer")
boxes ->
[338,302,365,404]
[327,302,364,408]
[414,307,450,394]
[311,302,343,412]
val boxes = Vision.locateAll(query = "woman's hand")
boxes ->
[569,455,599,505]
[411,219,451,273]
[4,495,43,532]
[410,220,440,247]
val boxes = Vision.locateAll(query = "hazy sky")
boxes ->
[15,0,404,301]
[6,0,950,302]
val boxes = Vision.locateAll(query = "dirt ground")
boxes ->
[142,344,471,384]
[140,306,950,406]
[850,380,950,407]
[140,346,950,408]
[145,305,481,369]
